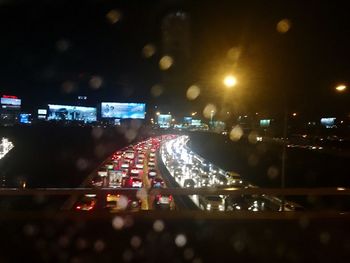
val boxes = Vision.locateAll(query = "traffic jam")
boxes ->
[74,135,177,212]
[161,135,302,212]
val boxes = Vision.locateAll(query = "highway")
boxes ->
[159,135,300,212]
[67,135,179,212]
[67,134,300,213]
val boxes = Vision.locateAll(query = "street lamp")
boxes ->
[223,74,237,88]
[335,84,347,92]
[191,112,197,116]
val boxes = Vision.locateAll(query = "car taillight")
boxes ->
[156,194,161,200]
[76,206,81,210]
[169,195,173,201]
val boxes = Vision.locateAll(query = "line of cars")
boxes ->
[75,135,177,212]
[161,136,303,212]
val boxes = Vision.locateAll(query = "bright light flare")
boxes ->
[106,9,122,24]
[277,19,291,33]
[223,75,237,88]
[335,85,347,92]
[159,55,173,70]
[186,85,200,100]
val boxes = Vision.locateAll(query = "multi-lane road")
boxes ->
[70,134,301,212]
[71,135,177,212]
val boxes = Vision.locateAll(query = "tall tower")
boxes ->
[160,10,191,112]
[161,11,191,64]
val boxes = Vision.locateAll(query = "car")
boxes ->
[91,176,103,187]
[148,169,157,178]
[191,169,200,177]
[105,194,128,212]
[224,195,250,211]
[135,163,144,169]
[121,162,130,169]
[199,175,211,187]
[97,170,108,177]
[184,178,195,188]
[127,195,142,211]
[149,157,155,162]
[174,168,182,176]
[124,151,135,160]
[154,194,173,209]
[131,178,143,188]
[225,171,243,186]
[199,195,225,211]
[130,168,141,177]
[151,178,164,188]
[148,162,156,169]
[75,196,97,211]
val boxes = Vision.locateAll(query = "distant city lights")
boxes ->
[0,137,14,160]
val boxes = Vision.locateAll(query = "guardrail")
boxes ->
[0,187,349,196]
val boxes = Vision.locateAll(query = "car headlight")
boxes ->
[219,205,225,211]
[206,204,211,210]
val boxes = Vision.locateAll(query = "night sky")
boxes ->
[0,0,349,119]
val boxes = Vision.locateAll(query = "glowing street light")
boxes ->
[292,112,297,117]
[335,85,347,92]
[156,112,160,116]
[191,112,197,116]
[223,75,237,88]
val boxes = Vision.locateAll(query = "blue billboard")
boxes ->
[1,97,21,109]
[20,114,32,124]
[158,114,171,128]
[47,104,97,123]
[260,119,271,127]
[184,117,192,125]
[101,102,146,119]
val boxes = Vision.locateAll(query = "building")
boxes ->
[0,95,21,126]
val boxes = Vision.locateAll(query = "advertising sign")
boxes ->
[260,119,271,128]
[158,114,171,128]
[101,102,146,119]
[47,104,96,123]
[1,97,21,109]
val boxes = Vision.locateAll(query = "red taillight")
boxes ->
[169,195,173,201]
[76,206,81,210]
[156,194,161,200]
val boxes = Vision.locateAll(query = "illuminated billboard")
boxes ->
[1,97,21,109]
[101,103,146,119]
[38,109,47,115]
[158,114,171,128]
[184,117,192,125]
[191,119,201,126]
[19,114,32,124]
[47,104,97,123]
[260,119,271,127]
[320,117,336,128]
